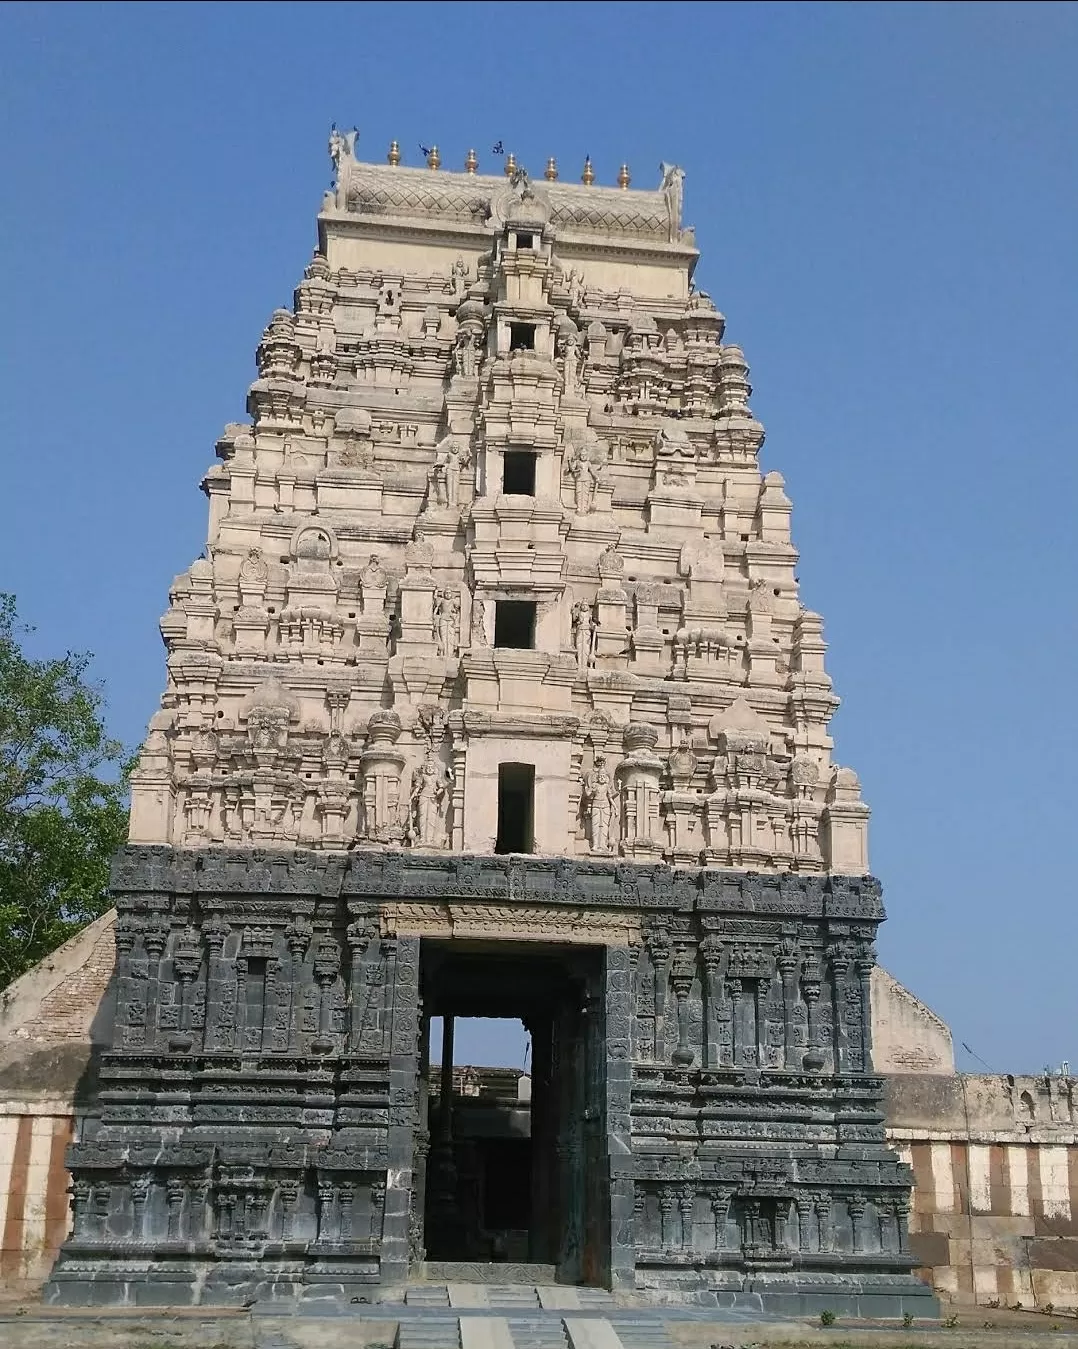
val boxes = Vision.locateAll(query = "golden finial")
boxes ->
[387,140,401,166]
[581,156,595,186]
[504,152,518,178]
[617,163,631,189]
[544,157,558,181]
[426,145,441,170]
[465,148,478,174]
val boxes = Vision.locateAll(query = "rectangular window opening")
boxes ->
[496,763,535,854]
[494,600,536,649]
[509,322,535,352]
[515,233,534,251]
[503,451,537,496]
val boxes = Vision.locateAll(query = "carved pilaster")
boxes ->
[645,921,671,1062]
[815,1193,833,1253]
[166,1177,186,1240]
[658,1186,678,1251]
[775,936,801,1071]
[848,1191,867,1253]
[284,914,313,1053]
[346,912,376,1050]
[795,1193,815,1252]
[710,1186,733,1251]
[311,933,341,1054]
[700,933,723,1068]
[827,941,853,1073]
[670,943,697,1067]
[71,1179,92,1240]
[316,1178,336,1243]
[678,1184,695,1251]
[130,1175,150,1241]
[854,938,876,1073]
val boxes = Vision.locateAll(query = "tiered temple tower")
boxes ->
[47,136,933,1315]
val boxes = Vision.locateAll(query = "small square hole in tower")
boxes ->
[496,763,535,854]
[494,600,536,649]
[515,232,534,250]
[510,323,535,352]
[503,451,537,495]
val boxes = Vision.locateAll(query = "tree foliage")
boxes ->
[0,594,131,989]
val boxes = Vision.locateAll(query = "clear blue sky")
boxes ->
[2,2,1075,1074]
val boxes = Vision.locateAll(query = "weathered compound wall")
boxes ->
[0,913,114,1293]
[888,1072,1078,1310]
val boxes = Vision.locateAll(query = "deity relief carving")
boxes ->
[571,600,597,668]
[566,437,606,514]
[452,328,480,378]
[597,544,625,580]
[360,554,388,614]
[433,589,461,658]
[582,753,618,854]
[407,749,453,849]
[428,435,470,510]
[659,162,686,242]
[557,317,584,399]
[470,597,488,646]
[239,547,269,590]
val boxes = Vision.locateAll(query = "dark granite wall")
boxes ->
[45,845,936,1314]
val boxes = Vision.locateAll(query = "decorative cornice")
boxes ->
[328,159,697,251]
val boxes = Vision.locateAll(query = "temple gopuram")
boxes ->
[46,133,935,1318]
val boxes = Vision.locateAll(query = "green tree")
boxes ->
[0,594,131,989]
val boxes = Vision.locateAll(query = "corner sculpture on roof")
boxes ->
[45,129,934,1317]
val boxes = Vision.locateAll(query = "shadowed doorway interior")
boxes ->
[418,941,607,1284]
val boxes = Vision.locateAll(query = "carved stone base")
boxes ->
[44,845,935,1313]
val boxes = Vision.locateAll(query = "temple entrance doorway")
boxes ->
[418,941,608,1285]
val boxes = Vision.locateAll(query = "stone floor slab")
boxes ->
[563,1318,627,1349]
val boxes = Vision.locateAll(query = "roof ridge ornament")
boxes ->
[659,161,686,242]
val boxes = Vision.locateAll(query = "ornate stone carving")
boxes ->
[433,588,461,658]
[582,753,618,854]
[428,435,469,511]
[407,749,453,849]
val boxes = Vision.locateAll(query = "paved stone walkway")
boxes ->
[0,1291,1077,1349]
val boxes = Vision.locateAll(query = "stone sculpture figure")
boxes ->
[429,437,469,510]
[567,441,603,514]
[571,600,596,668]
[362,554,387,588]
[659,162,685,242]
[434,589,461,658]
[239,547,269,588]
[561,329,583,398]
[329,125,358,176]
[471,597,488,646]
[583,753,617,853]
[567,268,584,311]
[453,330,478,379]
[409,750,452,848]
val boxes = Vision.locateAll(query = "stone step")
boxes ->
[487,1286,543,1309]
[607,1319,674,1349]
[504,1316,571,1349]
[572,1289,617,1310]
[405,1285,454,1307]
[396,1314,462,1349]
[563,1319,629,1349]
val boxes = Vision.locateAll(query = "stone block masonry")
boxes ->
[41,846,933,1314]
